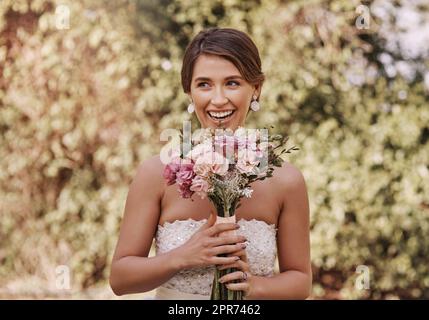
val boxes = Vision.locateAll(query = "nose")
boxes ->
[211,88,229,107]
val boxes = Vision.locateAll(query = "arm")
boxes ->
[109,155,182,296]
[249,164,312,299]
[110,250,184,296]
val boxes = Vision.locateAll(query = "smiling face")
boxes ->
[188,54,260,130]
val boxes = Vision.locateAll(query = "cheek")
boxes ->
[231,88,252,103]
[193,94,210,110]
[192,89,251,112]
[230,95,250,113]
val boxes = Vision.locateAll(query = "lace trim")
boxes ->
[155,218,278,295]
[158,217,277,229]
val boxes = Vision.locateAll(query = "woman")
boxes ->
[109,27,312,299]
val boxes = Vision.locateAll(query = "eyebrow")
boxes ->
[193,75,243,82]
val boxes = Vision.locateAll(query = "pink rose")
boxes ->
[247,140,258,151]
[176,163,195,185]
[163,157,181,186]
[211,152,229,175]
[193,150,229,176]
[190,176,209,199]
[236,149,259,174]
[178,180,193,198]
[186,143,212,162]
[236,137,249,154]
[195,151,229,176]
[193,157,211,177]
[214,134,236,149]
[214,134,238,162]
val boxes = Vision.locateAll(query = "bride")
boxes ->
[109,27,312,300]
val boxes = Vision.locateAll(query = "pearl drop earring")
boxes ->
[250,95,260,112]
[187,101,195,114]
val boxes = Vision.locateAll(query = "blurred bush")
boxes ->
[0,0,428,299]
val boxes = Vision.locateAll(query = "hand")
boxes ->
[217,246,256,299]
[173,210,248,270]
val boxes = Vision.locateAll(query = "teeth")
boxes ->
[208,110,234,118]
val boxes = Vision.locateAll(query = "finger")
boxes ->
[211,235,247,247]
[212,256,240,265]
[198,210,217,231]
[227,249,248,263]
[219,271,248,284]
[225,282,249,292]
[215,216,238,237]
[210,243,245,256]
[226,249,247,258]
[217,259,248,271]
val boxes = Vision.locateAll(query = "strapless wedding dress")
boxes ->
[153,218,278,300]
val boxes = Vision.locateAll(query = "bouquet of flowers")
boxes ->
[163,126,298,300]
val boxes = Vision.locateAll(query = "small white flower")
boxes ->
[242,188,253,198]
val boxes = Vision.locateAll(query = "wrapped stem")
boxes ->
[209,197,244,300]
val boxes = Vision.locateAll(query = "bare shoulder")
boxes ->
[273,161,307,187]
[272,161,308,206]
[133,154,166,196]
[136,154,165,175]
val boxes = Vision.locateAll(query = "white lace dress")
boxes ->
[153,218,278,299]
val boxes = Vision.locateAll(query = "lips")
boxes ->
[207,110,235,121]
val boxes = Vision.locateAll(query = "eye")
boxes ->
[196,81,239,88]
[227,80,240,86]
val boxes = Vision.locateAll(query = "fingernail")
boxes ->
[219,279,224,283]
[235,256,240,261]
[235,224,240,229]
[241,243,247,249]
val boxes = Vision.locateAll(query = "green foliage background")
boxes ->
[1,0,428,299]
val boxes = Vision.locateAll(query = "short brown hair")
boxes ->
[181,27,265,97]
